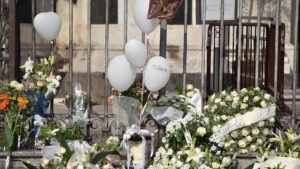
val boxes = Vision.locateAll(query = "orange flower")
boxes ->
[0,94,9,100]
[0,99,9,110]
[17,97,29,109]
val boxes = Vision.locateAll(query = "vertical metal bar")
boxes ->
[124,0,128,46]
[183,0,188,95]
[159,20,167,96]
[274,0,280,97]
[219,0,225,91]
[50,41,54,120]
[86,0,92,142]
[69,0,73,116]
[32,0,36,61]
[201,0,206,110]
[104,0,110,129]
[292,0,299,127]
[255,0,261,87]
[237,0,243,90]
[142,32,145,43]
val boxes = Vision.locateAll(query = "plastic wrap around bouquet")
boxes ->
[113,96,154,169]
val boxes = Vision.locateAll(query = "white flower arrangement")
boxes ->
[247,128,300,169]
[205,87,277,154]
[149,112,234,169]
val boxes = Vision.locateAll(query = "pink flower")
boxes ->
[37,81,45,87]
[48,75,56,79]
[108,96,114,104]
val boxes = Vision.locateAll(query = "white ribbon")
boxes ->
[212,105,276,142]
[5,156,10,169]
[188,89,203,115]
[253,157,300,169]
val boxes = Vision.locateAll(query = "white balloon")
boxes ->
[125,39,147,68]
[144,56,171,92]
[34,12,62,41]
[108,55,137,92]
[133,0,160,33]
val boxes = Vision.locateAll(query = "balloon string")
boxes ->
[141,34,151,104]
[139,91,152,129]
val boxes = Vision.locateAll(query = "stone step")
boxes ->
[0,150,41,169]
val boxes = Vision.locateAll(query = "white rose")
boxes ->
[221,91,226,95]
[233,96,239,101]
[67,164,74,169]
[257,139,263,145]
[166,125,175,134]
[238,140,247,148]
[212,126,219,133]
[226,95,232,101]
[232,101,239,108]
[16,83,25,91]
[167,149,173,155]
[162,137,167,143]
[186,84,194,90]
[252,128,260,135]
[230,131,238,138]
[176,160,184,168]
[241,129,249,136]
[59,147,66,154]
[56,75,62,81]
[250,145,257,152]
[197,127,207,137]
[243,96,249,102]
[260,100,267,108]
[186,91,194,97]
[254,87,260,91]
[41,158,49,167]
[240,103,248,109]
[231,91,238,97]
[212,162,220,169]
[258,121,265,127]
[253,96,260,102]
[222,157,231,167]
[263,129,270,136]
[224,142,231,149]
[220,102,226,106]
[269,117,275,123]
[241,88,248,93]
[246,136,253,142]
[240,149,249,153]
[264,94,271,100]
[214,98,221,104]
[221,115,227,121]
[210,94,216,101]
[204,105,210,111]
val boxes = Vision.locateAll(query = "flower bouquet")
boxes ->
[0,81,33,168]
[20,56,61,134]
[23,134,123,169]
[205,87,277,154]
[148,111,234,169]
[246,128,300,169]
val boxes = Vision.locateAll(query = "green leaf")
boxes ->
[245,163,255,169]
[91,150,119,164]
[4,120,14,150]
[49,56,55,66]
[22,161,39,169]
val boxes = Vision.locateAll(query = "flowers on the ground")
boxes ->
[205,87,276,153]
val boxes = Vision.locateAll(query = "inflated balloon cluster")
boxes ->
[108,0,182,94]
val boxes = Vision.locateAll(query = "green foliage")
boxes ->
[22,161,38,169]
[4,120,13,156]
[38,123,84,146]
